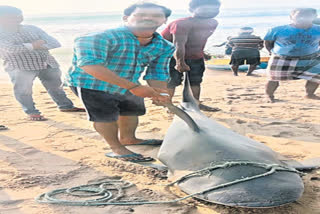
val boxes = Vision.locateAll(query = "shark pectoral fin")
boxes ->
[283,157,320,171]
[164,103,200,133]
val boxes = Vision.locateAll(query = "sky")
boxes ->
[0,0,320,15]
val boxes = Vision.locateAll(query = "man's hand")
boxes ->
[32,40,46,49]
[203,53,212,61]
[175,62,190,73]
[152,88,172,106]
[129,85,158,98]
[129,85,171,105]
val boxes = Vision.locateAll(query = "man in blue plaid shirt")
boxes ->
[66,2,175,162]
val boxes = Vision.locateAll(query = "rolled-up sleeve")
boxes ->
[264,28,277,41]
[144,45,175,81]
[74,33,109,67]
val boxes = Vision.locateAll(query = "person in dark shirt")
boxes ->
[228,27,264,76]
[162,0,221,112]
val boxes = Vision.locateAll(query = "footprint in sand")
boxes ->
[62,148,78,152]
[272,131,294,138]
[236,119,247,124]
[226,87,243,91]
[300,107,314,110]
[0,199,25,206]
[260,105,272,108]
[227,96,241,100]
[263,121,286,126]
[243,97,255,101]
[149,127,161,132]
[239,93,257,96]
[140,122,151,126]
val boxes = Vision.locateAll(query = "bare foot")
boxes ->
[120,138,144,146]
[305,94,320,100]
[267,95,276,103]
[110,145,136,156]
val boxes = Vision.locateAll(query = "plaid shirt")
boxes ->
[0,25,60,71]
[65,26,175,95]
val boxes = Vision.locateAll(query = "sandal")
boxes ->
[105,152,154,163]
[60,107,85,112]
[199,104,221,112]
[123,139,163,146]
[28,115,47,121]
[0,125,8,130]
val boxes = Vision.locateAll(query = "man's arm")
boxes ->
[81,65,169,101]
[146,80,167,89]
[81,65,136,89]
[173,33,190,72]
[33,26,61,50]
[0,38,31,54]
[264,40,275,55]
[258,38,264,50]
[213,41,227,47]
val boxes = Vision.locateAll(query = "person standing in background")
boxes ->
[162,0,221,112]
[264,8,320,102]
[0,6,84,121]
[228,27,264,76]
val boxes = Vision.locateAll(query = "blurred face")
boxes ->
[124,7,167,30]
[0,13,23,26]
[193,4,220,19]
[291,11,316,26]
[239,29,253,35]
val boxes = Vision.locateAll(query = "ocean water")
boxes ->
[3,8,319,71]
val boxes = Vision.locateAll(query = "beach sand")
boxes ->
[0,68,319,214]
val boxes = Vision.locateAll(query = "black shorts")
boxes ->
[70,87,145,122]
[167,57,205,88]
[230,49,261,66]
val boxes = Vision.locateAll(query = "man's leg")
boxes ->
[305,80,319,99]
[247,64,257,76]
[168,87,176,98]
[93,122,134,155]
[265,80,279,102]
[117,92,148,145]
[188,59,220,112]
[7,69,41,115]
[167,58,183,99]
[231,65,239,76]
[38,68,75,110]
[118,116,146,145]
[191,85,201,101]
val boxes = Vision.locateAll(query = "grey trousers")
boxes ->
[7,67,74,115]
